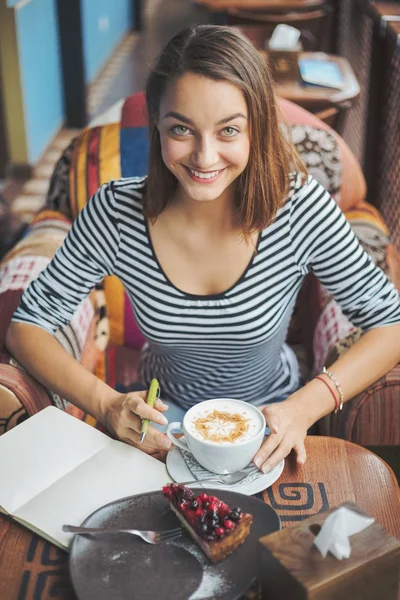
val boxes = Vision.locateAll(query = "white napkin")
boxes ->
[268,24,301,50]
[313,507,375,560]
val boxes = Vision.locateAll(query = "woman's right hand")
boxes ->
[103,390,172,456]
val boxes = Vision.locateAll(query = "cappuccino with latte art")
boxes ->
[166,398,266,474]
[187,401,262,445]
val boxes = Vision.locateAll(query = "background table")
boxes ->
[0,436,398,600]
[239,23,360,132]
[193,0,327,10]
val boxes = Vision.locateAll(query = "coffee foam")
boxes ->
[186,401,262,445]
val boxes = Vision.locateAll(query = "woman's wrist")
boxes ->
[285,378,338,429]
[92,378,122,427]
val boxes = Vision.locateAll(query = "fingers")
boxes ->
[253,406,306,472]
[114,393,172,451]
[254,433,288,473]
[155,397,169,412]
[131,390,169,413]
[144,449,169,462]
[122,422,172,451]
[253,410,281,471]
[254,435,307,473]
[294,441,307,465]
[124,393,168,427]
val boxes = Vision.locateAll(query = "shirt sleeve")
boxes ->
[290,175,400,330]
[11,181,120,334]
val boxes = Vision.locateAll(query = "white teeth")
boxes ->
[189,168,221,180]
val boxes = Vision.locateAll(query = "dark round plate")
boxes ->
[69,489,280,600]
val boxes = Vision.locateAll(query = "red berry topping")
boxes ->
[219,506,231,519]
[162,485,172,496]
[163,484,248,542]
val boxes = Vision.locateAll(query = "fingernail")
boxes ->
[262,463,271,474]
[160,401,169,410]
[162,438,172,449]
[254,456,262,468]
[159,415,168,426]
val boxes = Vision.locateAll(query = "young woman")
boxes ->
[6,26,400,474]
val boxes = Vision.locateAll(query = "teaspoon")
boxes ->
[179,469,253,487]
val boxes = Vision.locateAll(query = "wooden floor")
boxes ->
[1,0,209,229]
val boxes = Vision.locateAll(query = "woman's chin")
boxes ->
[178,182,230,204]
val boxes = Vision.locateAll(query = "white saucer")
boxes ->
[166,446,284,496]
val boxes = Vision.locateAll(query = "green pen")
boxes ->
[139,378,160,443]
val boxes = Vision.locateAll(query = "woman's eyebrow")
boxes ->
[163,111,247,125]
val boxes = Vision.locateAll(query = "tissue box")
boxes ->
[258,501,400,600]
[266,48,300,82]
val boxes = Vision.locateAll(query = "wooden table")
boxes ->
[249,39,359,131]
[193,0,326,9]
[265,51,359,108]
[0,437,399,600]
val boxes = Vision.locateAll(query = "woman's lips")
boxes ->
[184,166,225,183]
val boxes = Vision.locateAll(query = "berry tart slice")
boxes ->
[162,483,253,563]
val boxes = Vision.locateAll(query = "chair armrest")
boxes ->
[0,363,52,436]
[308,203,400,446]
[0,210,109,432]
[316,364,400,445]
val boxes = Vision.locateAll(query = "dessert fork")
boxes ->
[62,524,183,544]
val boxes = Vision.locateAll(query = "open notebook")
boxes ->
[0,406,172,550]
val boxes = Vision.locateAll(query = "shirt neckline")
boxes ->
[144,216,262,300]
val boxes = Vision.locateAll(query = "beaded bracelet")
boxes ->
[322,366,344,412]
[315,375,339,413]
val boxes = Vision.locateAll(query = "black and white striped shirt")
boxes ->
[12,175,400,408]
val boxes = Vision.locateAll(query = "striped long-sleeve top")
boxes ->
[12,175,400,408]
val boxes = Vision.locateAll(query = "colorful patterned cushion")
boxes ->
[311,202,398,376]
[0,210,106,429]
[63,94,148,349]
[0,210,72,350]
[285,124,341,202]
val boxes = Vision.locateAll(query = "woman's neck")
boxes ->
[169,184,240,233]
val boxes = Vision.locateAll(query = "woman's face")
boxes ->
[158,72,250,205]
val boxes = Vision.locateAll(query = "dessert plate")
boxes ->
[166,445,284,495]
[69,489,280,600]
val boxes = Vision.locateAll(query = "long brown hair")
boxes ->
[145,25,306,233]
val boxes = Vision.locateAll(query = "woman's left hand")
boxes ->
[254,398,310,473]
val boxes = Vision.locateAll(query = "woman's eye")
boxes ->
[171,125,190,136]
[221,127,239,137]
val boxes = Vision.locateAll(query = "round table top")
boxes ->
[0,436,398,600]
[264,436,400,538]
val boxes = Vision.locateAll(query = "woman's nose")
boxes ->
[191,136,218,169]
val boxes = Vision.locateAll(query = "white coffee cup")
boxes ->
[166,398,266,474]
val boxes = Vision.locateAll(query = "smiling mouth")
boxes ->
[185,166,225,182]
